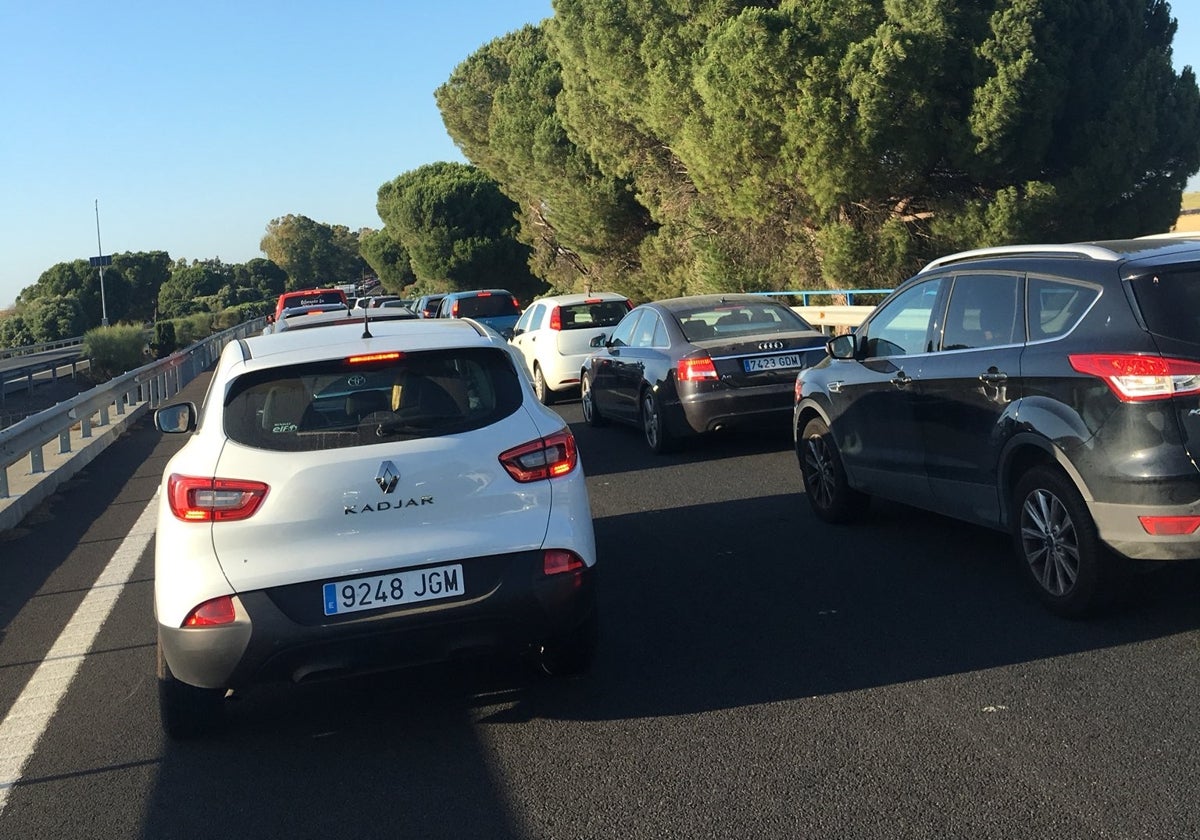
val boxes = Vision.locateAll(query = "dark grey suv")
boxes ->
[794,237,1200,617]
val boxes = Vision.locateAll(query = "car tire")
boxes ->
[641,388,677,454]
[1013,465,1121,618]
[157,638,225,740]
[533,365,555,405]
[797,416,867,523]
[581,372,606,426]
[536,613,598,677]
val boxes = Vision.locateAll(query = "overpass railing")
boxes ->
[0,336,85,361]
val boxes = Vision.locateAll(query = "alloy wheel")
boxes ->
[803,434,837,511]
[1019,487,1080,597]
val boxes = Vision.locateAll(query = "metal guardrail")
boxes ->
[1,348,88,406]
[0,319,265,529]
[0,336,85,361]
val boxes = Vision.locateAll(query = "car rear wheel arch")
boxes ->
[999,435,1095,530]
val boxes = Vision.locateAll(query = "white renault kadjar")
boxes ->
[153,316,597,738]
[509,292,632,404]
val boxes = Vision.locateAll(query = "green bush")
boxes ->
[172,313,217,346]
[217,301,270,329]
[82,324,150,379]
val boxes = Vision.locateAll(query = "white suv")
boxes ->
[153,316,597,737]
[510,292,632,403]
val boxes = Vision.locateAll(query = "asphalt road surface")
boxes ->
[2,373,1200,839]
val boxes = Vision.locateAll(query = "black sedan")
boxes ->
[580,294,829,452]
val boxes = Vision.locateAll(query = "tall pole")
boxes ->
[95,199,109,326]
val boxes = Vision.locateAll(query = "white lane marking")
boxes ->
[0,494,157,814]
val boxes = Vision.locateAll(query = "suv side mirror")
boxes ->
[155,402,197,434]
[589,334,608,348]
[828,333,857,360]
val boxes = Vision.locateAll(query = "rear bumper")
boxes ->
[159,550,596,690]
[676,382,795,435]
[1091,499,1200,561]
[540,352,590,392]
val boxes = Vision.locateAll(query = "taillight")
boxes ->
[167,474,269,522]
[499,431,578,482]
[183,595,237,627]
[1069,354,1200,402]
[543,549,585,576]
[549,306,562,330]
[451,301,460,317]
[677,355,719,381]
[1139,515,1200,536]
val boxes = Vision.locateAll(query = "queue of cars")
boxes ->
[156,243,1200,736]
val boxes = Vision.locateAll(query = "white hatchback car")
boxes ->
[509,292,632,403]
[153,316,597,738]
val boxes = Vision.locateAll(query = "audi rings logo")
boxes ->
[758,340,785,351]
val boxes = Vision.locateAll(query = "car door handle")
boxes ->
[979,370,1008,384]
[891,371,913,389]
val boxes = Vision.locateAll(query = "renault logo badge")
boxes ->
[376,461,399,494]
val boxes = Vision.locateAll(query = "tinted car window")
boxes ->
[1028,276,1100,340]
[560,300,629,329]
[861,278,943,357]
[223,348,522,452]
[609,311,642,347]
[419,295,446,318]
[941,273,1022,350]
[678,302,813,341]
[1129,267,1200,344]
[527,303,546,330]
[652,317,669,347]
[455,294,519,318]
[631,311,660,348]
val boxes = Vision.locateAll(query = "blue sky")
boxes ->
[2,0,1199,309]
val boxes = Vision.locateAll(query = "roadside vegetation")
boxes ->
[3,2,1199,349]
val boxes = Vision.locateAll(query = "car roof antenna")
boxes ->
[361,304,373,339]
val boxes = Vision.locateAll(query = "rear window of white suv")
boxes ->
[223,348,523,451]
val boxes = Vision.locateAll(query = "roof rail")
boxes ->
[919,244,1121,273]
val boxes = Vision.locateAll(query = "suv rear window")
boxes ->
[454,294,519,318]
[223,348,522,451]
[1129,267,1200,344]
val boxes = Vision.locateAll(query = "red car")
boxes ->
[272,288,348,322]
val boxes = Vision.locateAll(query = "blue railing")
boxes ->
[750,288,894,306]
